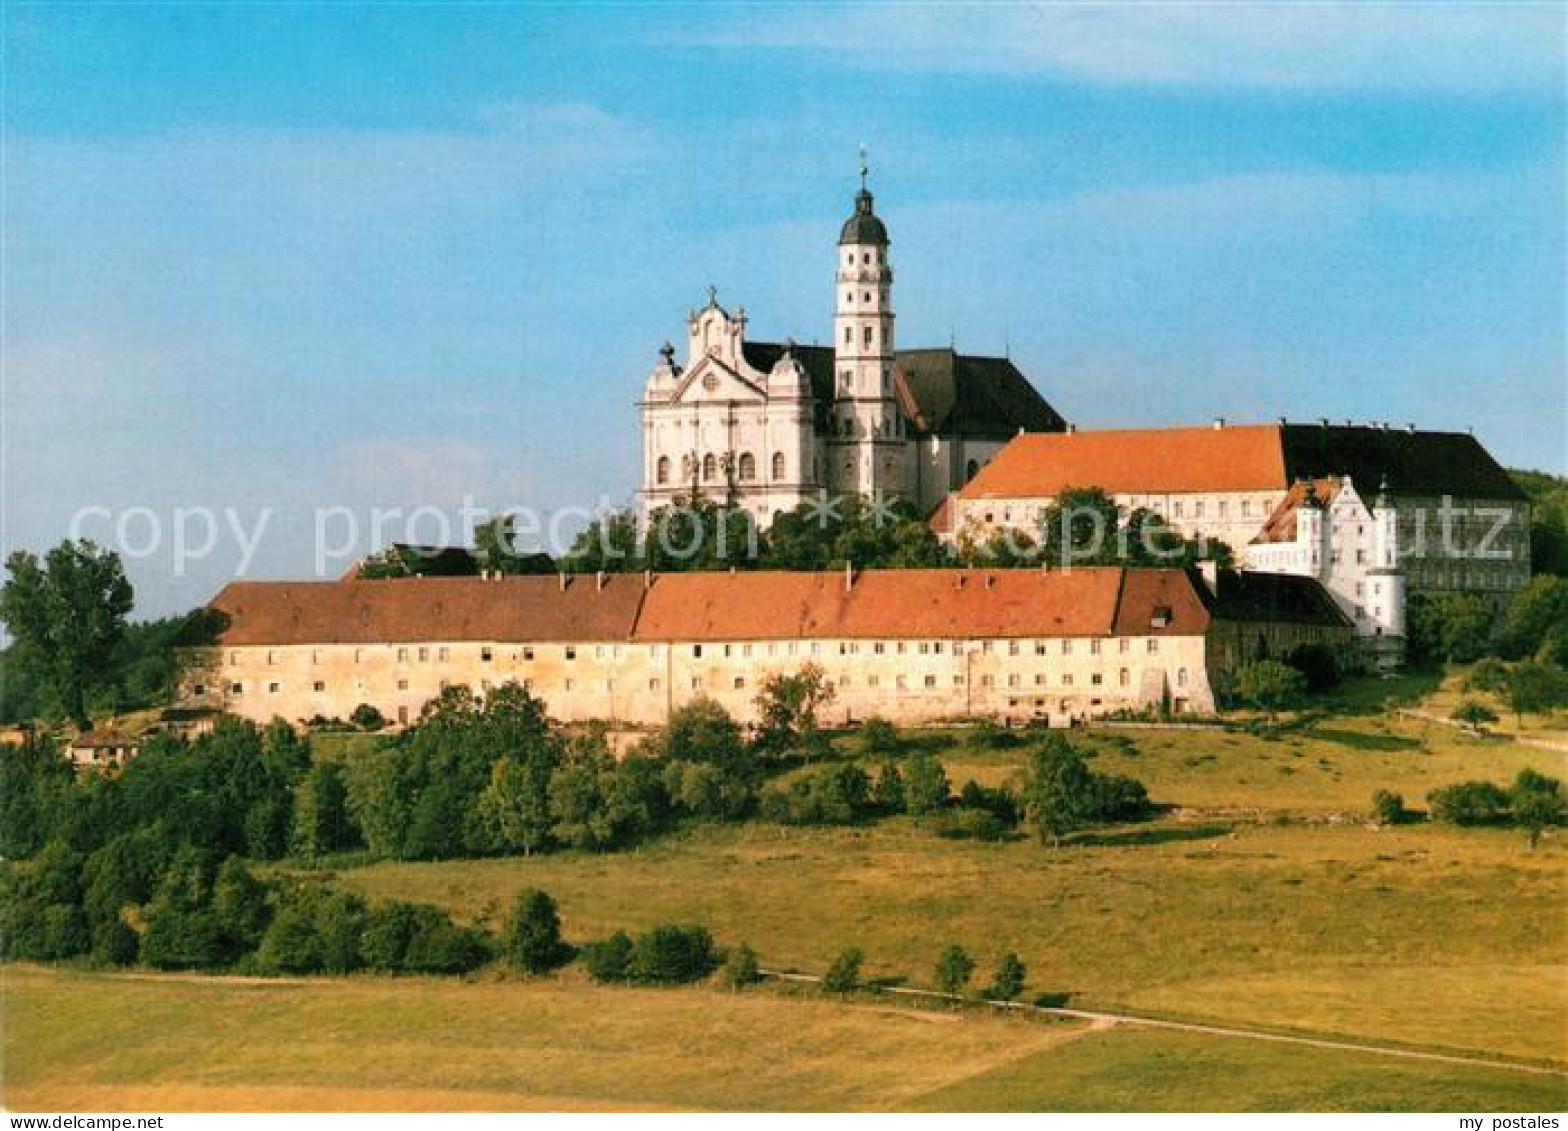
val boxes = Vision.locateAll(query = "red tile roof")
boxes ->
[959,425,1288,499]
[630,567,1209,641]
[205,567,1355,648]
[1250,478,1342,545]
[207,575,646,645]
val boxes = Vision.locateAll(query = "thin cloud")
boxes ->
[684,3,1564,92]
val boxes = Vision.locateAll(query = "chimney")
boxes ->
[1066,423,1077,434]
[844,560,854,592]
[596,570,605,591]
[644,569,653,589]
[1212,417,1225,430]
[985,574,995,590]
[1318,417,1329,428]
[1276,416,1286,426]
[558,572,567,591]
[1406,422,1416,433]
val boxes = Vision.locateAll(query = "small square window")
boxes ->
[313,681,326,693]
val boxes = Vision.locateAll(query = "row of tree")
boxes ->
[1370,768,1565,846]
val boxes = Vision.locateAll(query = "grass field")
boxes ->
[6,966,1562,1112]
[7,680,1566,1110]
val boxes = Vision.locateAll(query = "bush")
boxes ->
[822,947,863,994]
[1286,644,1342,693]
[1234,660,1308,715]
[92,917,139,966]
[363,901,491,975]
[1427,781,1511,826]
[1370,790,1406,826]
[252,886,368,975]
[581,931,633,983]
[1091,773,1151,822]
[859,717,902,756]
[1451,700,1500,727]
[957,780,1020,825]
[933,944,975,995]
[972,720,1021,750]
[350,703,387,731]
[902,754,951,816]
[871,756,905,812]
[759,764,873,826]
[721,942,762,989]
[625,924,719,985]
[986,952,1026,1001]
[1465,658,1510,694]
[503,889,572,974]
[1512,769,1566,848]
[930,807,1010,842]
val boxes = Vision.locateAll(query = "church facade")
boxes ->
[638,173,1065,524]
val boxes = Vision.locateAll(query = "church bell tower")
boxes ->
[829,149,906,498]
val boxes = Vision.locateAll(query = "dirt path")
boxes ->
[761,970,1568,1078]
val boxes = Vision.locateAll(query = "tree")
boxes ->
[1507,661,1568,723]
[503,889,572,974]
[625,924,719,984]
[658,697,748,777]
[1512,769,1565,849]
[1499,576,1568,662]
[1407,593,1494,665]
[871,756,905,812]
[0,540,134,726]
[933,944,975,995]
[902,753,950,816]
[753,664,836,755]
[858,716,902,756]
[1020,736,1097,847]
[1427,781,1511,826]
[1038,487,1121,568]
[1370,790,1405,826]
[581,931,633,983]
[822,947,863,994]
[0,730,75,857]
[986,952,1026,1001]
[351,703,387,731]
[721,942,762,990]
[1234,660,1307,717]
[477,756,555,856]
[212,856,271,955]
[290,762,357,858]
[1451,699,1499,728]
[1285,644,1341,693]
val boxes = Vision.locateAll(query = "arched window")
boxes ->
[702,453,717,481]
[965,459,980,481]
[656,456,670,485]
[771,452,786,481]
[1177,667,1188,687]
[863,325,874,347]
[738,452,756,481]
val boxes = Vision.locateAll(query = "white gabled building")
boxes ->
[1243,476,1406,668]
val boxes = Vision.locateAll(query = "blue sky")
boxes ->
[5,2,1564,617]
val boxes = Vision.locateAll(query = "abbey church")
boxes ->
[638,169,1065,523]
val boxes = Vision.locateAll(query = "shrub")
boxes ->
[972,720,1020,750]
[759,764,872,826]
[1451,699,1500,727]
[902,754,950,816]
[625,924,718,985]
[1370,790,1406,826]
[957,780,1020,825]
[665,761,751,821]
[1427,781,1511,826]
[822,947,863,994]
[1465,658,1510,694]
[1091,773,1151,822]
[930,807,1010,842]
[721,942,762,989]
[252,886,368,975]
[986,952,1026,1001]
[871,756,905,812]
[351,703,387,731]
[581,931,633,983]
[859,717,902,756]
[1235,660,1308,716]
[1286,644,1342,693]
[92,917,139,966]
[503,889,572,974]
[933,944,975,995]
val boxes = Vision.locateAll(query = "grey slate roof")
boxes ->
[740,341,1065,440]
[1280,424,1526,501]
